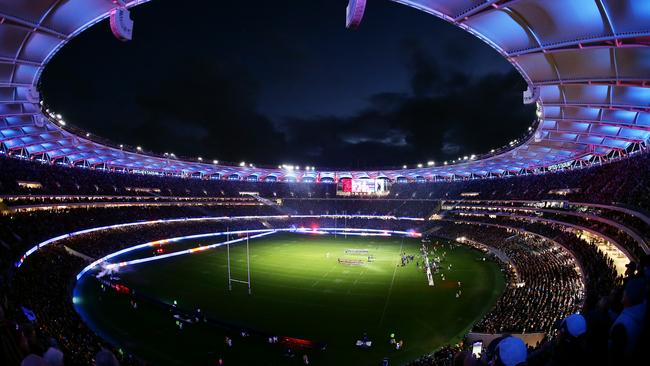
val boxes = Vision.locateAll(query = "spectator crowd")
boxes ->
[0,151,648,365]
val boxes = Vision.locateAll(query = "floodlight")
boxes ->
[110,1,133,41]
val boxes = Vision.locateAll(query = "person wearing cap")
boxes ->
[624,262,637,279]
[545,313,588,366]
[485,335,527,366]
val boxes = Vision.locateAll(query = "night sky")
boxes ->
[40,0,534,169]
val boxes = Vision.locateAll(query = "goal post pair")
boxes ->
[226,231,252,295]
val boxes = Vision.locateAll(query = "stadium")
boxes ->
[0,1,649,366]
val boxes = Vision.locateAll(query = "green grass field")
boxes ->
[73,233,504,365]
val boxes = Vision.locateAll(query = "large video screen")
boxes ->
[340,179,388,194]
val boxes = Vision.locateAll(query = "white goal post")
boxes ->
[226,229,252,295]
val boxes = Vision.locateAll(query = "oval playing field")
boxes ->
[73,233,505,365]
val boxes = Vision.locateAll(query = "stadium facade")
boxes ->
[0,0,649,181]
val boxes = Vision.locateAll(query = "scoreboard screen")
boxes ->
[339,179,389,195]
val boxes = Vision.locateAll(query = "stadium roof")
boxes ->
[0,0,649,181]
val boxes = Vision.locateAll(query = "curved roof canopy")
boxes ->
[0,0,649,181]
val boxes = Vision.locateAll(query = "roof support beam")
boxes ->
[0,56,43,67]
[0,112,38,118]
[540,137,626,151]
[0,82,33,89]
[535,79,650,87]
[547,118,650,132]
[454,0,525,23]
[543,103,650,113]
[0,12,67,39]
[545,130,645,144]
[508,34,650,58]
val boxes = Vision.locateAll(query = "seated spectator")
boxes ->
[486,335,527,366]
[551,313,588,366]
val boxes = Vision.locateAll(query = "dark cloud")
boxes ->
[402,39,442,97]
[275,68,532,168]
[125,58,288,162]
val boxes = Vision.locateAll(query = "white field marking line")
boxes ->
[379,241,403,326]
[311,264,339,287]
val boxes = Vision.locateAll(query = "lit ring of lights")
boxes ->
[16,214,425,267]
[75,227,423,281]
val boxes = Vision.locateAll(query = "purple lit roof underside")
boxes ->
[0,0,649,181]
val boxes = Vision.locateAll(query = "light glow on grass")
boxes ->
[71,231,507,365]
[75,227,422,280]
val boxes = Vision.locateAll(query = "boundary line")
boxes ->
[378,240,403,326]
